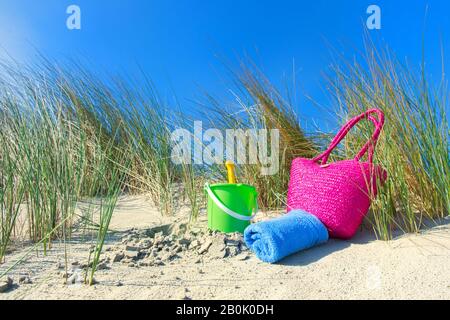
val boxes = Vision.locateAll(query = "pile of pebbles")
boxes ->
[1,225,253,292]
[55,227,251,285]
[0,275,32,293]
[102,227,251,268]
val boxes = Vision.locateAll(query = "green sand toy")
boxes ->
[204,161,258,233]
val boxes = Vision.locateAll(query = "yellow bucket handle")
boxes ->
[225,160,237,184]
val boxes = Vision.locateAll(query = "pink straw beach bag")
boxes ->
[287,109,387,239]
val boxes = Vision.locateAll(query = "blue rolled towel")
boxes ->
[244,210,329,263]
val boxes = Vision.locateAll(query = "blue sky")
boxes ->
[0,0,449,130]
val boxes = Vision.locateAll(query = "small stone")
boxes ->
[172,245,182,254]
[96,262,108,270]
[227,246,241,257]
[0,277,13,293]
[177,237,191,247]
[238,254,250,261]
[154,260,165,266]
[114,281,123,287]
[160,251,178,262]
[225,239,240,247]
[189,227,202,236]
[208,238,227,259]
[172,223,188,236]
[189,239,200,249]
[125,245,140,251]
[240,244,249,252]
[121,258,133,264]
[71,260,80,266]
[124,250,140,260]
[169,253,180,261]
[19,276,32,284]
[140,240,153,249]
[198,239,213,254]
[157,253,167,260]
[67,273,78,284]
[138,229,149,237]
[228,232,242,241]
[177,287,192,300]
[138,261,150,267]
[221,249,229,258]
[79,262,88,269]
[154,231,164,243]
[150,249,158,258]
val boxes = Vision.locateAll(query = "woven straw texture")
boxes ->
[286,109,387,239]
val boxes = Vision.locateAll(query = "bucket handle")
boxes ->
[204,183,257,221]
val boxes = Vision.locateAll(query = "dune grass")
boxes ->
[0,59,173,281]
[328,42,449,239]
[0,144,25,263]
[87,155,127,285]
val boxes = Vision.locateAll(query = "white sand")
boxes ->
[1,196,449,300]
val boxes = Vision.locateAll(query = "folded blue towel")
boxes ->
[244,210,329,263]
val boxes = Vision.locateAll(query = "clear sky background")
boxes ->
[0,0,449,131]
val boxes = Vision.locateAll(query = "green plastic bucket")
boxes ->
[204,183,258,233]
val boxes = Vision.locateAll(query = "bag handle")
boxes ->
[313,109,385,165]
[322,114,380,163]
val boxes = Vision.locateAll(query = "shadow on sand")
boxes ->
[278,217,450,266]
[278,228,378,266]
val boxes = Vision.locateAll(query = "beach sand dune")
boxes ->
[1,196,449,300]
